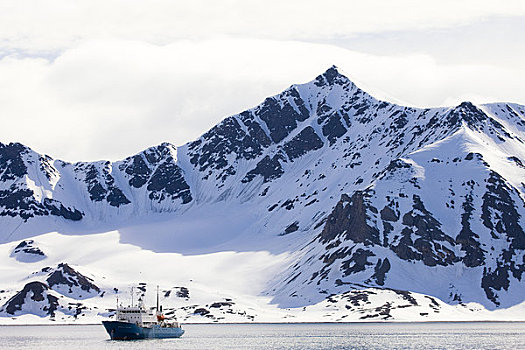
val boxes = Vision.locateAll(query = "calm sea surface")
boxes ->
[0,322,523,349]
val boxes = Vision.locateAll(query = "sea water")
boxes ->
[0,322,523,349]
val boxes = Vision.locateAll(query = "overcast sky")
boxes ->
[1,0,524,161]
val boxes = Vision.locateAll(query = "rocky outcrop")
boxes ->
[242,154,285,183]
[480,172,525,305]
[10,240,46,262]
[283,127,324,160]
[392,195,457,267]
[456,193,485,267]
[0,281,59,317]
[319,191,380,246]
[46,263,100,298]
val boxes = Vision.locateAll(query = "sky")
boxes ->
[0,0,524,162]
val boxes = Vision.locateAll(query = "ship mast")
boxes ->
[156,285,159,312]
[131,286,134,307]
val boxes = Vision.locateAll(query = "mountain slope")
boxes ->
[1,66,525,323]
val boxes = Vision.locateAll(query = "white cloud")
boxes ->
[0,38,523,162]
[0,0,524,52]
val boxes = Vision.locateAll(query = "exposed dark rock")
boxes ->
[316,246,352,284]
[380,206,398,222]
[0,143,29,182]
[305,199,317,207]
[0,186,83,221]
[391,195,457,266]
[11,240,45,259]
[120,143,178,190]
[2,281,58,317]
[239,111,272,148]
[482,172,525,250]
[341,290,371,307]
[283,126,324,160]
[106,187,131,207]
[147,161,192,204]
[14,240,31,250]
[480,171,525,304]
[255,88,309,143]
[322,247,349,265]
[189,117,248,171]
[371,258,391,286]
[268,203,278,212]
[123,154,151,188]
[43,198,83,221]
[174,287,189,299]
[314,66,351,88]
[46,263,100,296]
[341,248,375,275]
[447,102,512,140]
[508,156,525,168]
[384,159,411,174]
[242,154,284,183]
[193,308,210,316]
[0,187,46,220]
[392,111,409,129]
[456,194,485,267]
[68,302,87,318]
[482,265,510,306]
[321,113,348,145]
[391,289,418,306]
[359,302,393,320]
[210,301,234,308]
[465,152,482,161]
[78,163,131,207]
[83,165,106,202]
[282,221,299,235]
[447,102,487,127]
[281,199,296,210]
[319,191,380,246]
[382,221,394,246]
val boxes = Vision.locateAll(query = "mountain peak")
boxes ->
[325,64,340,74]
[453,101,480,113]
[447,100,490,128]
[314,65,351,87]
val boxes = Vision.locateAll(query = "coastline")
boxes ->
[2,320,525,326]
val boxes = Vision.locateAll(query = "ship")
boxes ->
[102,286,184,340]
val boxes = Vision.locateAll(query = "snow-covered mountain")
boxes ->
[1,66,525,323]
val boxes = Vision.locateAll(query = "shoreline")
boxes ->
[1,320,525,326]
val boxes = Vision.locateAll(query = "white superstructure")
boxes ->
[116,304,158,326]
[115,287,181,328]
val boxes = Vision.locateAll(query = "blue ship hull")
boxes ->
[102,321,184,340]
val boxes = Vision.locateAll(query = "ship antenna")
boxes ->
[156,285,159,312]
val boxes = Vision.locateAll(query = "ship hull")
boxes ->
[102,321,184,340]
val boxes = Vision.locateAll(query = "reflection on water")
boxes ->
[0,322,523,350]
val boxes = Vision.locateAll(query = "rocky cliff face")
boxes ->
[1,66,525,320]
[0,263,101,319]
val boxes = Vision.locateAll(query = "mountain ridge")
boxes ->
[1,66,525,323]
